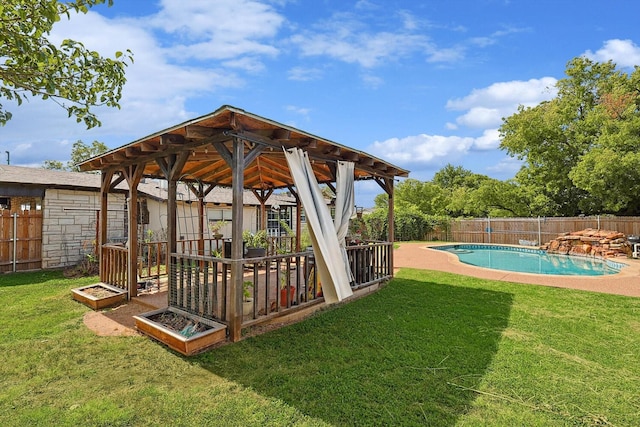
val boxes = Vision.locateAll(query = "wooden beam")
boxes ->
[125,147,138,157]
[373,161,389,172]
[251,188,273,230]
[160,133,186,145]
[213,142,233,168]
[272,128,291,140]
[155,157,169,177]
[140,142,157,153]
[112,152,127,162]
[324,146,341,156]
[185,125,229,139]
[343,151,360,162]
[243,144,265,169]
[358,157,375,167]
[109,174,125,192]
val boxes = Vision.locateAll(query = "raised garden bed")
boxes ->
[71,283,127,310]
[134,307,227,356]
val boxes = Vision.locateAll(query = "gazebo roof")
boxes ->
[78,105,409,189]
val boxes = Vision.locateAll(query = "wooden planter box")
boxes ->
[134,307,227,356]
[71,283,127,310]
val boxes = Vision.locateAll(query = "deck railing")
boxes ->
[168,241,393,326]
[347,241,392,287]
[101,244,128,290]
[169,253,230,321]
[100,238,393,321]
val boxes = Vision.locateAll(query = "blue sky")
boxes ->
[2,0,640,206]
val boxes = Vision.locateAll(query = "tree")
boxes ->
[568,70,640,214]
[466,179,537,217]
[394,178,447,215]
[500,57,640,215]
[0,0,133,128]
[42,140,108,171]
[432,164,475,190]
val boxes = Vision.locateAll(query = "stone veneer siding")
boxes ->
[41,189,126,269]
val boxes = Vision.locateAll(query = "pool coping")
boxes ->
[394,242,640,298]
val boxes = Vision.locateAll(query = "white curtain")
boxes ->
[334,161,355,284]
[284,148,353,303]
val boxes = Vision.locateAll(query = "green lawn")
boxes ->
[0,268,638,426]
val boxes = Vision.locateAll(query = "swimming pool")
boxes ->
[434,244,625,276]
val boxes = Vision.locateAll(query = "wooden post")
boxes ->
[197,183,205,256]
[157,152,189,306]
[167,178,177,295]
[123,164,144,298]
[386,178,395,277]
[288,186,302,252]
[376,177,395,278]
[229,137,245,342]
[99,171,113,282]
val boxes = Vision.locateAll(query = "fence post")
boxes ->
[537,216,541,245]
[12,212,17,273]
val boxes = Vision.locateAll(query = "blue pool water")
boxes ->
[434,244,624,276]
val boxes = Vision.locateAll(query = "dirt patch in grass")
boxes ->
[83,301,151,337]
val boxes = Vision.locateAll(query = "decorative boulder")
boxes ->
[543,228,632,258]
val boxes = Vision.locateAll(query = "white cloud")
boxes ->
[147,0,284,61]
[369,134,475,166]
[473,128,501,150]
[2,5,254,166]
[39,13,236,142]
[288,9,475,69]
[287,67,324,81]
[367,76,559,179]
[446,77,557,129]
[584,39,640,68]
[455,107,502,129]
[426,46,465,63]
[291,30,432,68]
[368,127,502,171]
[446,77,557,111]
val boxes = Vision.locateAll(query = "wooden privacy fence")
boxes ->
[0,210,42,273]
[448,216,640,245]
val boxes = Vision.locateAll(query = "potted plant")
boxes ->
[208,220,226,239]
[279,268,296,307]
[243,229,268,258]
[242,280,254,316]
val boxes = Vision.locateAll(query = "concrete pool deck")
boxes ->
[394,242,640,298]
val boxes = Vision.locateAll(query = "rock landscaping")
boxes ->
[542,228,633,258]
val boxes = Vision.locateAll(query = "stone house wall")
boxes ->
[41,189,126,269]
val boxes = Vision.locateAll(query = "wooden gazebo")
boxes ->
[79,105,409,342]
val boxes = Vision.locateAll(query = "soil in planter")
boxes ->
[82,286,121,299]
[147,311,212,337]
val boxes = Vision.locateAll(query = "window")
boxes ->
[267,206,291,236]
[207,208,233,222]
